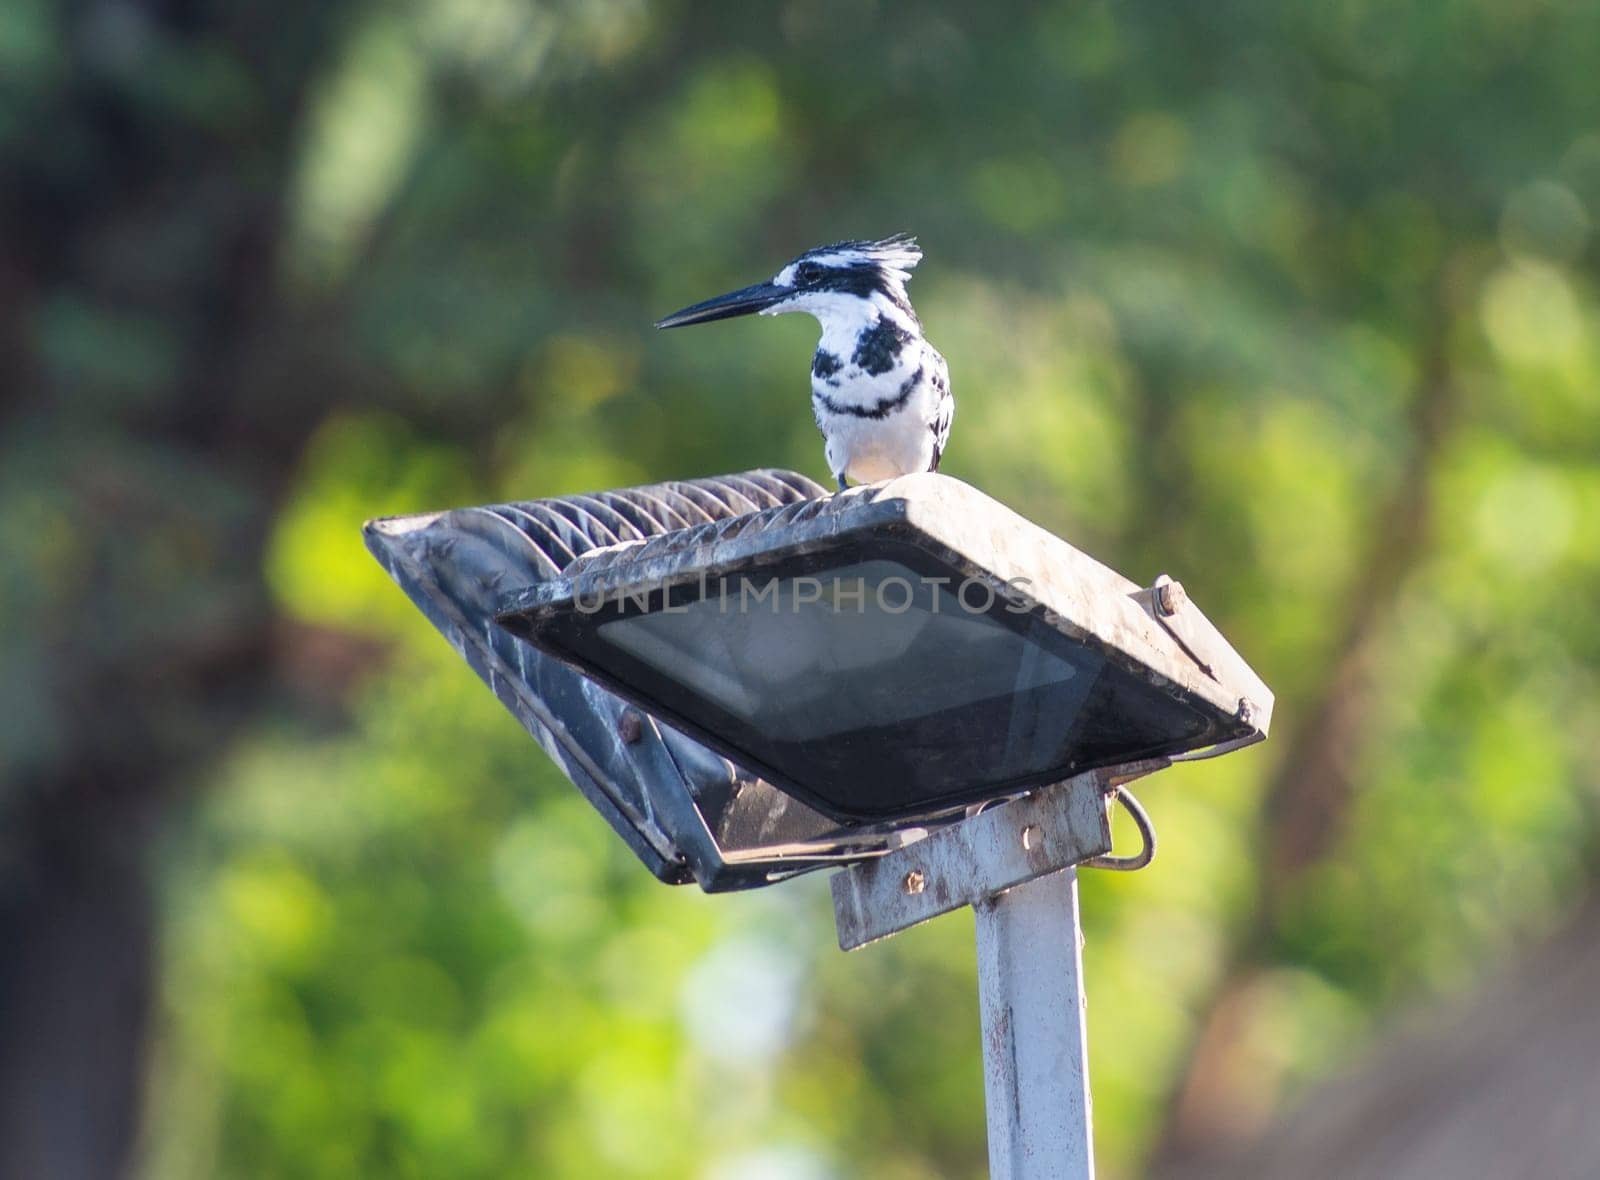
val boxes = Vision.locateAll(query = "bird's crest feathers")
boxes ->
[776,234,923,289]
[803,234,922,274]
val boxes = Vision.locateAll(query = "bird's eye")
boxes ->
[795,262,823,284]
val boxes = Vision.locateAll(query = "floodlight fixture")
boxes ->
[365,467,1274,1178]
[495,472,1269,825]
[366,470,1269,891]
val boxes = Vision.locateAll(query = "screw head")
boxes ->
[902,869,926,896]
[618,709,643,744]
[1154,576,1187,617]
[1021,824,1043,852]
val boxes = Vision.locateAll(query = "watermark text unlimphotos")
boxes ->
[573,573,1036,616]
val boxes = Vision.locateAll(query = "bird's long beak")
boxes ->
[655,280,789,329]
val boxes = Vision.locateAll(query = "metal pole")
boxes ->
[974,866,1094,1180]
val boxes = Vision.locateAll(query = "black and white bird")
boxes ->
[656,235,952,491]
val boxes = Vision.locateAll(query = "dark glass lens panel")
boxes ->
[542,556,1215,820]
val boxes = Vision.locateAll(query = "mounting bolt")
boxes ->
[618,709,643,744]
[1021,824,1043,852]
[1237,697,1257,726]
[903,869,926,896]
[1154,575,1187,617]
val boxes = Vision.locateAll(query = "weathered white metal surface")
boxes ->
[976,866,1095,1179]
[830,772,1112,951]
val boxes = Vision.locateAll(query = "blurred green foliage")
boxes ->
[6,0,1597,1175]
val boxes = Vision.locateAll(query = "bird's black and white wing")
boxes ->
[928,352,953,471]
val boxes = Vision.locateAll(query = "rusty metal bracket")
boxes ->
[830,771,1112,950]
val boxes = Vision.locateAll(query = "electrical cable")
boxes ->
[1084,785,1156,871]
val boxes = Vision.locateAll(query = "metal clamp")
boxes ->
[830,758,1171,950]
[830,771,1113,950]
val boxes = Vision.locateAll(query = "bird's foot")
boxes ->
[834,472,848,493]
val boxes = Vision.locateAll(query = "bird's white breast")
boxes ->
[811,332,946,484]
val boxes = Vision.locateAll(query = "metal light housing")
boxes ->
[366,469,1271,891]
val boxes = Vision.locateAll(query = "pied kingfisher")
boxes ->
[656,234,952,491]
